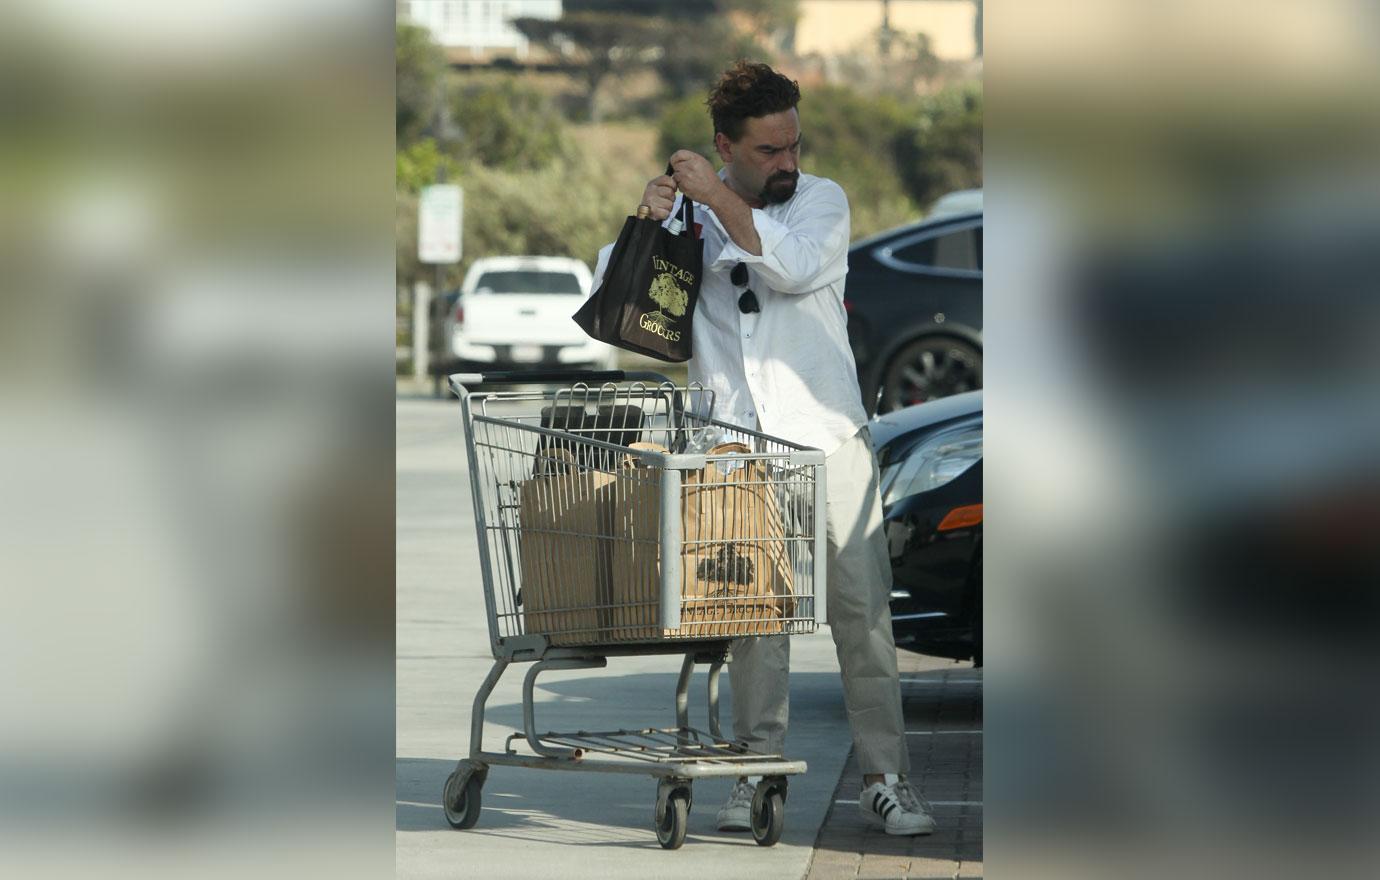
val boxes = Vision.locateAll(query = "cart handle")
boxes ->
[448,369,674,394]
[446,369,694,450]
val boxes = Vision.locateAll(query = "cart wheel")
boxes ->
[443,769,482,829]
[656,792,690,850]
[751,786,785,847]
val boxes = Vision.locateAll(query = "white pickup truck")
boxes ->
[440,255,618,371]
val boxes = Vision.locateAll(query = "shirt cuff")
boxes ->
[708,208,790,269]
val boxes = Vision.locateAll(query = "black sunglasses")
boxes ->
[731,262,760,314]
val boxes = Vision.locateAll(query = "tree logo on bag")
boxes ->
[639,270,689,341]
[697,543,756,588]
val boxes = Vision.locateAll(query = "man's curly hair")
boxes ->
[706,61,801,141]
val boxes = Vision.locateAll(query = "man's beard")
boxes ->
[758,170,800,205]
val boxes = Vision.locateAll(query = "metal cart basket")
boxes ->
[441,370,828,848]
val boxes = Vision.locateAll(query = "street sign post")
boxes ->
[416,184,462,386]
[418,184,463,264]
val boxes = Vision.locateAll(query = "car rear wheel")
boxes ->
[879,337,982,413]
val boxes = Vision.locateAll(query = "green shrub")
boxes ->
[397,146,647,289]
[657,93,718,163]
[452,78,571,171]
[897,82,984,210]
[396,138,463,194]
[454,147,639,271]
[798,84,922,238]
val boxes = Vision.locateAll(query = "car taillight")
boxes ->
[454,304,464,325]
[843,299,854,313]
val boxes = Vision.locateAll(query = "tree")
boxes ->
[512,12,663,121]
[515,1,797,118]
[658,19,767,102]
[725,0,800,44]
[664,0,798,90]
[395,23,446,144]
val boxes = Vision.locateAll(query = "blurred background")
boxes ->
[0,2,394,878]
[984,1,1380,878]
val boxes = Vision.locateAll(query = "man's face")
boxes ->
[717,108,802,207]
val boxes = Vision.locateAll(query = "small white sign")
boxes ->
[418,184,463,264]
[511,345,543,363]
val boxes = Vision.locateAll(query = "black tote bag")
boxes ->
[573,176,702,363]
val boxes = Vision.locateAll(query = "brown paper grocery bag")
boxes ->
[609,442,795,640]
[518,448,616,645]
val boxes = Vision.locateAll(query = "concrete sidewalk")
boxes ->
[397,396,854,880]
[805,663,983,880]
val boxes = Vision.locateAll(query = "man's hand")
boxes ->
[670,150,760,254]
[639,175,677,221]
[669,150,728,207]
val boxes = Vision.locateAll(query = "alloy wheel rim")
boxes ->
[889,344,980,409]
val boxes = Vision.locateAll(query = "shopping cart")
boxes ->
[441,369,828,849]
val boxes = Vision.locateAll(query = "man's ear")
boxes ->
[714,132,733,166]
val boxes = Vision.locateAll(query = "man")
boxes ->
[599,61,935,836]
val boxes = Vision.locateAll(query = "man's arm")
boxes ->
[671,153,849,294]
[703,187,762,256]
[730,184,849,294]
[668,150,761,255]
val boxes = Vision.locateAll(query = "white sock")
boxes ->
[862,773,900,792]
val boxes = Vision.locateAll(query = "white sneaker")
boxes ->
[859,778,936,835]
[716,780,756,831]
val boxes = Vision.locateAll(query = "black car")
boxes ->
[871,391,983,664]
[845,193,983,414]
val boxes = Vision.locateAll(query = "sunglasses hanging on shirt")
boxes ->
[731,262,760,314]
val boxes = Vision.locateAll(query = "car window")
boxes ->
[891,225,982,272]
[473,270,582,295]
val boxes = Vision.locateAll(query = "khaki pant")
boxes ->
[728,426,910,775]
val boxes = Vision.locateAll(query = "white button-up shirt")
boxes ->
[594,171,867,455]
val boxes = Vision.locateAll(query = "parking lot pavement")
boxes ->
[805,657,983,880]
[398,395,855,880]
[397,392,981,879]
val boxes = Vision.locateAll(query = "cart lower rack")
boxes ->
[442,370,827,849]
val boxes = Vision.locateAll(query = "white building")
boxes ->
[398,1,562,62]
